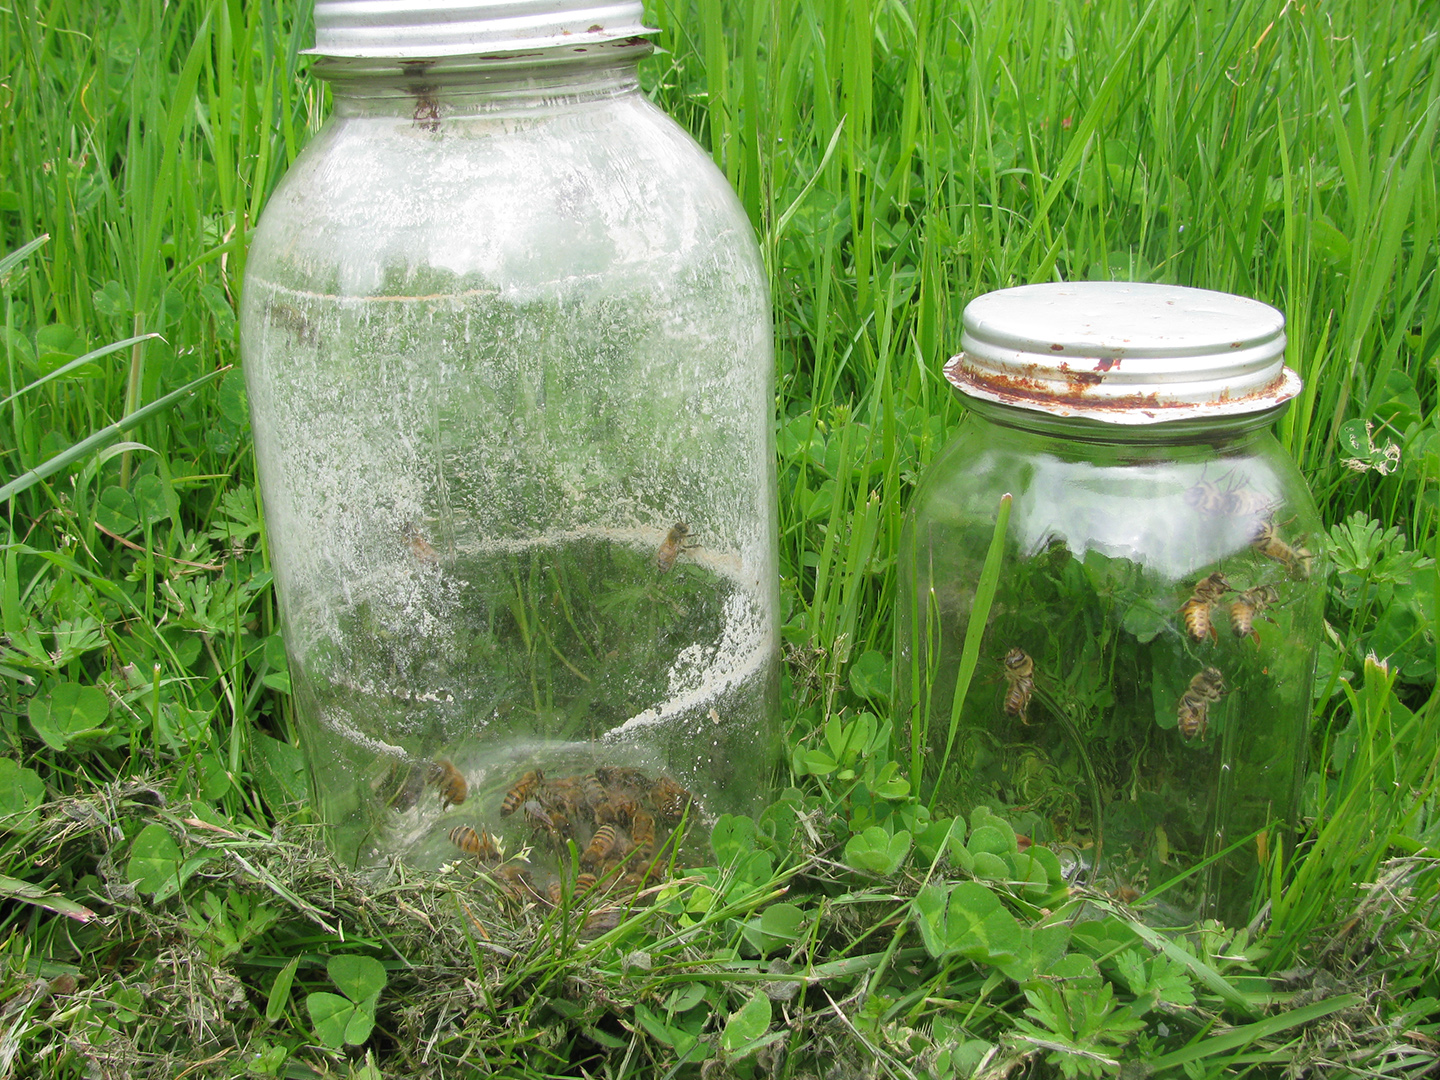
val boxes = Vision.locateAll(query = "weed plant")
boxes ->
[1,0,1438,1077]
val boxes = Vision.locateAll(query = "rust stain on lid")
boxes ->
[949,356,1292,417]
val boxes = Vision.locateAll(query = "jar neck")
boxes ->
[960,394,1288,451]
[313,39,650,116]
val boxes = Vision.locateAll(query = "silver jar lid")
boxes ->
[309,0,656,58]
[947,282,1300,424]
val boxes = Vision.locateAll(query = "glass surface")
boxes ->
[896,405,1324,924]
[240,51,780,884]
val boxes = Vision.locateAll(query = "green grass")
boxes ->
[1,0,1438,1076]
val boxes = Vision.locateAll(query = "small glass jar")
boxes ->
[240,1,780,880]
[896,282,1324,924]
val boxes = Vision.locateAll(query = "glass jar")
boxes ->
[896,283,1324,924]
[239,1,780,882]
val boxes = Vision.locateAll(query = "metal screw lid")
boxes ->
[309,0,656,58]
[946,282,1300,425]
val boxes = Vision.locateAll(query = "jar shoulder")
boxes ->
[245,92,763,304]
[903,419,1323,583]
[254,94,751,253]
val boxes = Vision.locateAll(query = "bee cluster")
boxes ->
[451,765,694,906]
[1169,509,1309,740]
[1001,501,1311,745]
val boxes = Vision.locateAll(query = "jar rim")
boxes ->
[949,282,1301,425]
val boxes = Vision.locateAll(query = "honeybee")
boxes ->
[489,863,536,899]
[546,879,565,906]
[628,808,657,856]
[449,824,500,861]
[1223,488,1274,519]
[582,824,620,868]
[500,770,543,816]
[1251,520,1313,579]
[1110,884,1142,904]
[1184,477,1272,520]
[656,522,694,572]
[1001,648,1035,724]
[428,759,468,809]
[403,522,438,564]
[575,872,599,894]
[1229,584,1280,641]
[650,776,693,822]
[265,300,319,347]
[523,798,568,840]
[595,766,650,790]
[1184,479,1226,515]
[616,870,649,893]
[594,791,639,826]
[413,92,441,132]
[1176,667,1227,739]
[540,775,584,818]
[581,773,608,811]
[629,809,664,883]
[1180,572,1233,643]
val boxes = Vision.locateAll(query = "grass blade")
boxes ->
[0,234,49,281]
[1147,993,1362,1069]
[0,367,228,503]
[0,333,162,408]
[931,492,1011,808]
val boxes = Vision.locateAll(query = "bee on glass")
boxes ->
[629,809,666,884]
[616,870,649,893]
[1183,479,1226,516]
[656,521,695,572]
[594,791,639,827]
[1222,488,1273,519]
[428,759,467,809]
[265,300,320,347]
[500,770,543,816]
[1176,667,1227,740]
[581,824,620,869]
[449,824,500,861]
[1001,648,1036,724]
[1229,584,1279,642]
[412,91,440,132]
[1251,519,1312,579]
[403,521,438,565]
[523,798,568,840]
[581,773,608,812]
[1180,571,1232,643]
[595,765,650,790]
[629,809,657,862]
[540,775,583,819]
[489,864,535,898]
[1183,475,1271,521]
[650,776,693,822]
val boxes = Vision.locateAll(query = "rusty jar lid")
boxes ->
[310,0,655,58]
[947,282,1300,425]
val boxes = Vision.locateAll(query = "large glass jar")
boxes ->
[896,283,1324,924]
[239,1,780,881]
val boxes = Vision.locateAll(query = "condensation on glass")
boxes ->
[896,283,1324,924]
[239,1,780,884]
